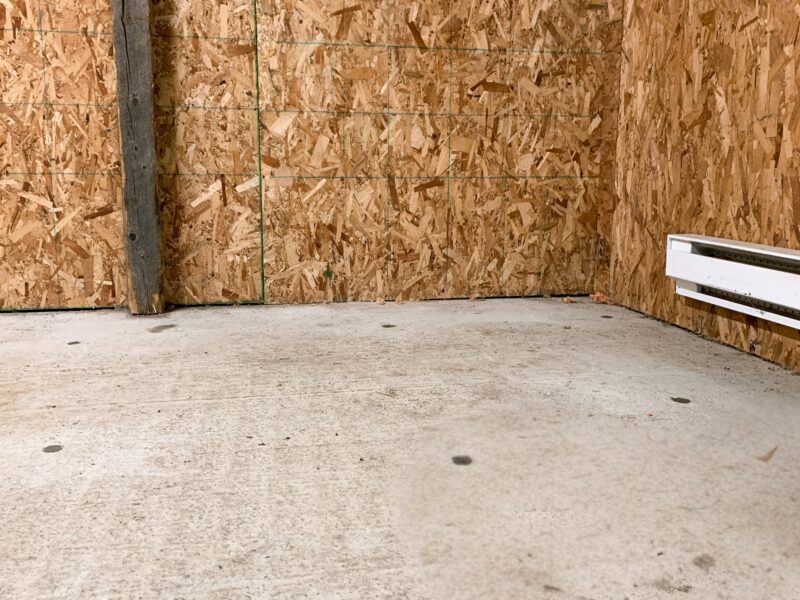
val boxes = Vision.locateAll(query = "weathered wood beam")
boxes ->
[111,0,164,315]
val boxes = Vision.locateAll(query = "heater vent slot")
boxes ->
[697,286,800,323]
[693,244,800,276]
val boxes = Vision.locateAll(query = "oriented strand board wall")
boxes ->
[146,0,623,305]
[612,0,800,370]
[151,0,264,305]
[2,0,621,309]
[257,0,622,302]
[0,0,127,309]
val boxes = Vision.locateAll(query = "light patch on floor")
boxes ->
[1,299,799,599]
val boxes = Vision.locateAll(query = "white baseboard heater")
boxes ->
[666,234,800,330]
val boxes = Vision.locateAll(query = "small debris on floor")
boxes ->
[42,445,63,453]
[671,397,692,404]
[562,297,578,303]
[452,455,473,465]
[590,292,614,305]
[602,315,614,319]
[67,341,80,345]
[756,446,779,463]
[382,324,396,328]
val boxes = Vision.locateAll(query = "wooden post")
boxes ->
[111,0,164,314]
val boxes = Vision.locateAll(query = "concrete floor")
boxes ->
[1,299,799,599]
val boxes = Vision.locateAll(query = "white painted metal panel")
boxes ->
[668,234,800,261]
[667,251,800,308]
[666,234,800,330]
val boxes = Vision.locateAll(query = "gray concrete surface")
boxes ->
[1,299,799,600]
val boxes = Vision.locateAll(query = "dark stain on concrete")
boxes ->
[382,324,396,328]
[671,397,692,404]
[653,578,693,593]
[693,554,716,571]
[452,455,473,465]
[67,341,80,345]
[148,324,176,333]
[543,584,563,592]
[601,315,614,319]
[43,445,63,453]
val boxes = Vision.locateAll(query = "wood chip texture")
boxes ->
[1,0,126,309]
[258,0,622,302]
[2,0,619,308]
[2,0,799,373]
[612,0,800,371]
